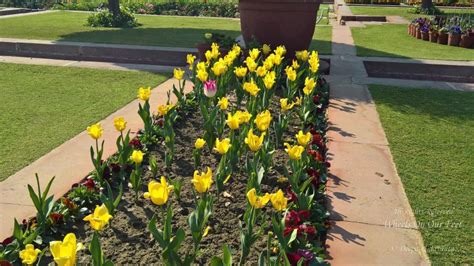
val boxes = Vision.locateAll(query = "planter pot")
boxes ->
[411,25,416,37]
[429,31,438,43]
[416,29,422,39]
[421,31,429,41]
[460,34,474,49]
[438,32,448,45]
[239,0,321,58]
[196,43,229,61]
[448,33,461,46]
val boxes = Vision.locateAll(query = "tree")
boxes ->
[421,0,433,9]
[108,0,120,17]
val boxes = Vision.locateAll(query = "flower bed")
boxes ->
[0,44,331,265]
[408,16,474,48]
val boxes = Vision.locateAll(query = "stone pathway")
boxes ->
[324,4,431,264]
[0,78,193,240]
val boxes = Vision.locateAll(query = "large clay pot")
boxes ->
[448,33,461,46]
[416,29,422,39]
[460,34,474,49]
[239,0,321,58]
[438,32,448,45]
[421,31,429,41]
[429,31,438,43]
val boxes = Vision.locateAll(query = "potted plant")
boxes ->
[420,25,430,41]
[460,30,474,49]
[416,26,422,39]
[239,0,322,57]
[196,33,236,60]
[448,26,462,46]
[429,26,439,43]
[438,27,449,45]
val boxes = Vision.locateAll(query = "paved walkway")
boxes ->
[325,2,431,264]
[0,78,193,240]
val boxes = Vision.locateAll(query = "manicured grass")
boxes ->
[350,6,474,20]
[0,63,168,181]
[369,85,474,264]
[0,11,331,53]
[352,24,474,60]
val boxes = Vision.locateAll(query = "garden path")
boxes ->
[0,78,192,240]
[324,1,431,264]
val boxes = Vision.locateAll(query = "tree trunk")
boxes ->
[421,0,433,9]
[108,0,120,17]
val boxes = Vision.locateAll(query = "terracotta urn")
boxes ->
[429,31,438,43]
[460,34,474,49]
[438,32,448,45]
[448,33,461,46]
[239,0,322,58]
[421,31,429,41]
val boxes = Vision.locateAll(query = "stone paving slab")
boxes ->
[0,78,193,240]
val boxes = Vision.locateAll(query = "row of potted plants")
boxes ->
[408,16,474,48]
[0,42,331,265]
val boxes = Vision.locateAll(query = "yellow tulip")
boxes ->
[232,44,241,54]
[247,188,270,209]
[113,117,127,132]
[211,43,220,59]
[50,233,83,266]
[294,96,302,106]
[234,66,248,78]
[87,123,103,140]
[226,113,240,130]
[284,143,305,161]
[235,110,252,124]
[214,138,231,154]
[205,50,213,63]
[157,104,174,116]
[270,189,288,211]
[273,53,283,66]
[296,130,312,146]
[217,97,229,110]
[285,66,297,81]
[263,71,276,90]
[224,52,237,66]
[192,167,213,193]
[255,110,272,132]
[309,51,319,73]
[144,176,174,206]
[211,59,228,76]
[296,50,309,61]
[83,204,113,231]
[195,138,206,149]
[197,69,209,82]
[262,44,271,55]
[130,150,144,165]
[186,54,196,69]
[249,48,260,60]
[137,87,151,101]
[280,98,295,112]
[243,79,260,97]
[244,129,265,152]
[274,45,287,56]
[292,59,300,70]
[263,55,275,70]
[19,244,41,265]
[303,77,316,95]
[197,62,207,71]
[256,66,267,77]
[173,68,185,80]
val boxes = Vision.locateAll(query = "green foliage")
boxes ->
[100,181,123,215]
[409,5,443,15]
[28,174,55,233]
[87,7,139,28]
[210,245,232,266]
[90,232,114,266]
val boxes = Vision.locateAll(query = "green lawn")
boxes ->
[0,11,331,54]
[311,25,332,55]
[0,63,168,181]
[369,85,474,264]
[352,24,474,60]
[350,6,474,21]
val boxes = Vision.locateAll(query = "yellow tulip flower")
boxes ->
[296,130,312,146]
[217,97,229,110]
[243,79,260,97]
[211,43,220,59]
[249,48,260,60]
[214,138,231,155]
[270,189,288,211]
[83,204,113,231]
[186,54,196,69]
[19,244,41,265]
[144,176,174,206]
[195,138,206,149]
[263,71,276,90]
[50,233,83,266]
[197,69,209,82]
[296,50,309,61]
[130,150,144,165]
[244,129,266,152]
[137,87,151,101]
[192,167,213,193]
[226,113,240,130]
[196,62,207,71]
[113,117,127,132]
[255,110,272,132]
[294,96,302,106]
[87,123,103,140]
[173,68,185,80]
[256,66,267,77]
[157,104,174,116]
[303,77,316,95]
[292,59,300,70]
[280,98,295,112]
[211,60,228,76]
[309,51,319,73]
[285,66,297,81]
[247,188,270,209]
[235,110,252,124]
[262,44,271,55]
[264,55,275,70]
[273,53,283,66]
[274,45,287,56]
[284,143,305,161]
[234,66,248,78]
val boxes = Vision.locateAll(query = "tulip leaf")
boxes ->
[222,245,232,266]
[90,232,103,266]
[257,166,265,187]
[169,228,185,252]
[148,215,166,248]
[210,257,223,266]
[13,219,22,241]
[258,251,266,266]
[288,228,298,246]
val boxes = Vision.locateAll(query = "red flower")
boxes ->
[49,213,64,224]
[311,132,323,145]
[61,197,77,210]
[286,252,304,266]
[129,137,142,149]
[313,94,320,104]
[298,224,317,238]
[285,210,311,227]
[286,187,298,203]
[1,237,13,246]
[155,118,164,127]
[82,178,95,190]
[0,260,13,266]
